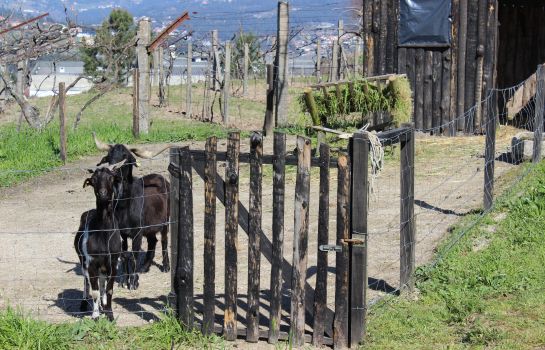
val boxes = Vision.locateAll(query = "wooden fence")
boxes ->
[167,127,415,348]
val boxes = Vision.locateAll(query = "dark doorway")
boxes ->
[497,1,545,89]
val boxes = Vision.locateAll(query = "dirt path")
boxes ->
[0,132,517,336]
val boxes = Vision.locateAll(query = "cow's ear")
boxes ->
[87,168,94,174]
[83,178,92,188]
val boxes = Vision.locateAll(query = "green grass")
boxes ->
[0,308,224,350]
[365,161,545,349]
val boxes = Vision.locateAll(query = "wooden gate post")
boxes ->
[58,82,67,164]
[224,132,240,341]
[176,147,194,328]
[400,125,415,293]
[290,136,311,347]
[137,18,151,135]
[483,89,497,211]
[349,132,369,347]
[268,132,286,344]
[533,64,545,163]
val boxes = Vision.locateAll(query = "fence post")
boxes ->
[354,37,361,78]
[263,64,275,136]
[137,18,151,135]
[274,1,289,127]
[331,40,339,82]
[316,39,322,83]
[400,124,415,292]
[349,132,368,347]
[533,64,545,163]
[186,42,193,118]
[243,42,249,96]
[58,82,67,164]
[176,147,194,328]
[337,19,343,80]
[212,30,220,91]
[223,41,231,124]
[483,89,496,211]
[132,68,139,137]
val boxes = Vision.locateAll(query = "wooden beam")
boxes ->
[147,11,190,52]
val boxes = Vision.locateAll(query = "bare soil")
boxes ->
[0,129,518,339]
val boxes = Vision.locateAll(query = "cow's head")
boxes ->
[83,160,126,204]
[93,132,171,183]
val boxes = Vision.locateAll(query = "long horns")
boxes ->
[93,132,172,159]
[130,144,172,159]
[92,132,112,151]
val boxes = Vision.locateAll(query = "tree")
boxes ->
[80,9,136,85]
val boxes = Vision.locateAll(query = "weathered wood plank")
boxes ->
[268,132,286,344]
[432,50,442,133]
[333,153,350,349]
[449,0,459,136]
[290,136,312,347]
[224,132,240,341]
[405,49,416,124]
[378,0,388,74]
[400,125,415,292]
[203,137,217,336]
[423,50,433,131]
[397,47,407,74]
[441,49,452,134]
[414,49,424,130]
[312,143,330,347]
[457,0,468,131]
[246,133,263,343]
[464,0,479,133]
[349,133,368,347]
[176,146,194,328]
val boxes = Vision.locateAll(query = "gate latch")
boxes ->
[319,233,367,253]
[319,244,342,252]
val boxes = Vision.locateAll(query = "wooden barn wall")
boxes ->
[362,0,498,135]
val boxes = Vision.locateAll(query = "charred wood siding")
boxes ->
[362,0,499,135]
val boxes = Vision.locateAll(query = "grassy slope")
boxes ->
[366,162,545,349]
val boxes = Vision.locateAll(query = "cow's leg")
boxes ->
[140,234,157,273]
[89,275,101,319]
[128,235,142,290]
[160,226,170,272]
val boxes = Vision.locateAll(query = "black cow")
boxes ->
[93,133,170,290]
[75,164,124,320]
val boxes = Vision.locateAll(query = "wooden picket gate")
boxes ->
[167,128,414,348]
